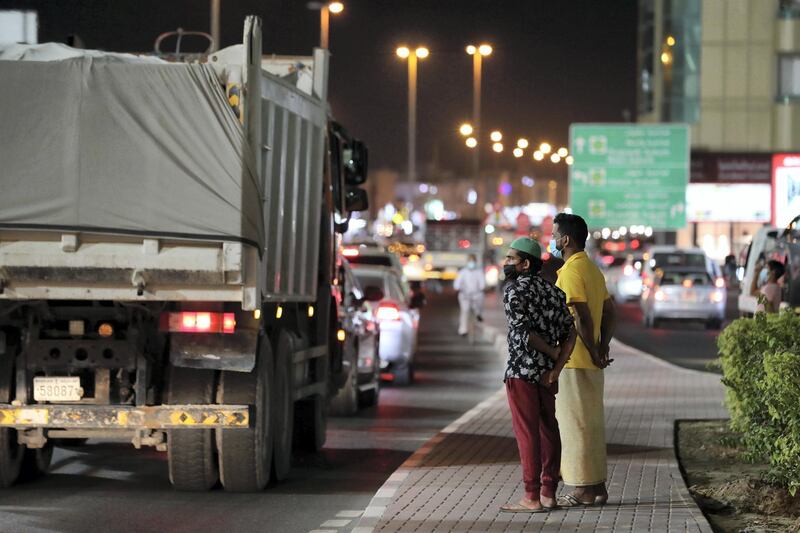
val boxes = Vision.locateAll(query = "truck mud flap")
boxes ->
[0,404,250,429]
[170,330,258,372]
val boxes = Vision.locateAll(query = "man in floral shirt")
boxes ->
[499,237,577,513]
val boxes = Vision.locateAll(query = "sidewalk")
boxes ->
[353,292,727,532]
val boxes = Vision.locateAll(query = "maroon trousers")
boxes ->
[505,377,561,500]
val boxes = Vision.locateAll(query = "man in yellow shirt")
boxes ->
[550,213,616,507]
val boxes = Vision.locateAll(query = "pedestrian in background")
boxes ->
[499,238,577,513]
[454,254,485,336]
[550,213,617,507]
[750,258,785,313]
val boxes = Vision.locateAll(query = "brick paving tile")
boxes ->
[354,294,726,532]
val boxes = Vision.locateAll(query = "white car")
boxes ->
[342,245,411,300]
[641,267,725,329]
[603,254,644,301]
[351,265,423,385]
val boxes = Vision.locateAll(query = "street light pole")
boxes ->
[210,0,221,52]
[408,52,418,188]
[320,5,330,49]
[466,44,491,214]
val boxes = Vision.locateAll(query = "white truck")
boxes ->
[0,17,369,491]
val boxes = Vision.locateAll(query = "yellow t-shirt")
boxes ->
[556,251,609,369]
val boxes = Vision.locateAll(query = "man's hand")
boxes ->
[541,368,560,386]
[597,343,614,368]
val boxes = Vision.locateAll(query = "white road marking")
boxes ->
[336,510,363,518]
[320,519,351,527]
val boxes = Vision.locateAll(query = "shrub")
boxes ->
[717,310,800,494]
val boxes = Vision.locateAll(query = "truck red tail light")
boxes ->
[161,312,236,334]
[375,302,401,322]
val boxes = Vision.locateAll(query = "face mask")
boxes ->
[549,238,562,259]
[503,263,519,280]
[467,261,476,270]
[758,268,769,286]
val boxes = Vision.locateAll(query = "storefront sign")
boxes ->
[773,153,800,227]
[687,183,771,222]
[690,152,772,183]
[569,124,689,229]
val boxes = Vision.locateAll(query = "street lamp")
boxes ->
[540,142,552,154]
[490,130,502,142]
[513,147,524,158]
[459,123,474,136]
[397,45,429,190]
[492,142,504,153]
[550,153,561,163]
[557,147,568,157]
[517,138,529,149]
[465,137,478,148]
[533,150,544,161]
[466,42,492,206]
[312,1,344,49]
[565,155,574,165]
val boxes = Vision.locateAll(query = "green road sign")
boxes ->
[569,124,689,230]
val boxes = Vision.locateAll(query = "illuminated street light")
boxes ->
[466,45,477,55]
[666,35,676,46]
[459,123,474,136]
[492,142,503,153]
[490,130,502,142]
[517,138,529,149]
[478,44,493,56]
[397,45,430,193]
[533,150,544,161]
[329,1,344,13]
[465,137,478,148]
[565,155,574,165]
[465,42,493,211]
[540,142,552,154]
[513,147,523,158]
[317,1,344,49]
[550,153,561,163]
[557,147,568,157]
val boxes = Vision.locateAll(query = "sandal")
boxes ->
[594,494,608,505]
[556,493,595,507]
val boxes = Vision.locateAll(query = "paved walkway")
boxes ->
[352,293,727,532]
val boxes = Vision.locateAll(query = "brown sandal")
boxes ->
[557,493,595,507]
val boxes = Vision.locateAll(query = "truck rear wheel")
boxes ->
[167,367,219,491]
[0,429,24,488]
[19,443,53,481]
[271,331,295,481]
[294,394,327,452]
[217,338,273,492]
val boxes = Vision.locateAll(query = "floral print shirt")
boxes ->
[503,271,574,384]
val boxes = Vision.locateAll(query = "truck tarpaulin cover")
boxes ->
[0,45,263,249]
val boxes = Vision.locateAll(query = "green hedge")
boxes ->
[717,310,800,495]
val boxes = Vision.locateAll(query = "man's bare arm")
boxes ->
[572,301,601,366]
[528,332,559,361]
[542,325,576,385]
[599,297,617,366]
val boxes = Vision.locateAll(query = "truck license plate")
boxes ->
[33,377,82,402]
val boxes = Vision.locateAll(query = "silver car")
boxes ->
[641,268,725,329]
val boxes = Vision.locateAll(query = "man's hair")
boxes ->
[768,260,785,280]
[517,250,543,274]
[467,254,477,261]
[554,213,588,250]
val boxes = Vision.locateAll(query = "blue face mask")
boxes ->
[758,267,769,286]
[467,261,476,270]
[549,238,562,259]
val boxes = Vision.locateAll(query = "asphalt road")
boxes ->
[610,288,741,373]
[0,294,505,533]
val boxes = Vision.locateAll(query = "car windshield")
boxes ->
[659,271,712,286]
[347,255,393,268]
[652,253,706,269]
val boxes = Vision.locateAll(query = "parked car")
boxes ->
[603,254,644,301]
[641,267,725,329]
[342,245,411,299]
[330,259,382,415]
[351,265,424,385]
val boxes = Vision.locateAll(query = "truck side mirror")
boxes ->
[364,285,384,302]
[345,186,368,213]
[344,140,368,185]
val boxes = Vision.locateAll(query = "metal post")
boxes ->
[408,54,418,190]
[472,53,482,204]
[320,6,330,49]
[210,0,221,52]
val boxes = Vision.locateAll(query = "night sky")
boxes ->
[1,0,638,176]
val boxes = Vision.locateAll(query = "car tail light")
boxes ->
[710,291,724,303]
[376,302,401,321]
[458,239,471,249]
[623,265,634,276]
[654,290,666,301]
[714,277,725,288]
[161,312,236,334]
[342,248,359,257]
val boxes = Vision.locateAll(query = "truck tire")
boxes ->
[19,443,53,481]
[217,338,273,492]
[271,331,294,481]
[167,367,219,491]
[294,394,327,452]
[359,380,380,408]
[0,429,23,488]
